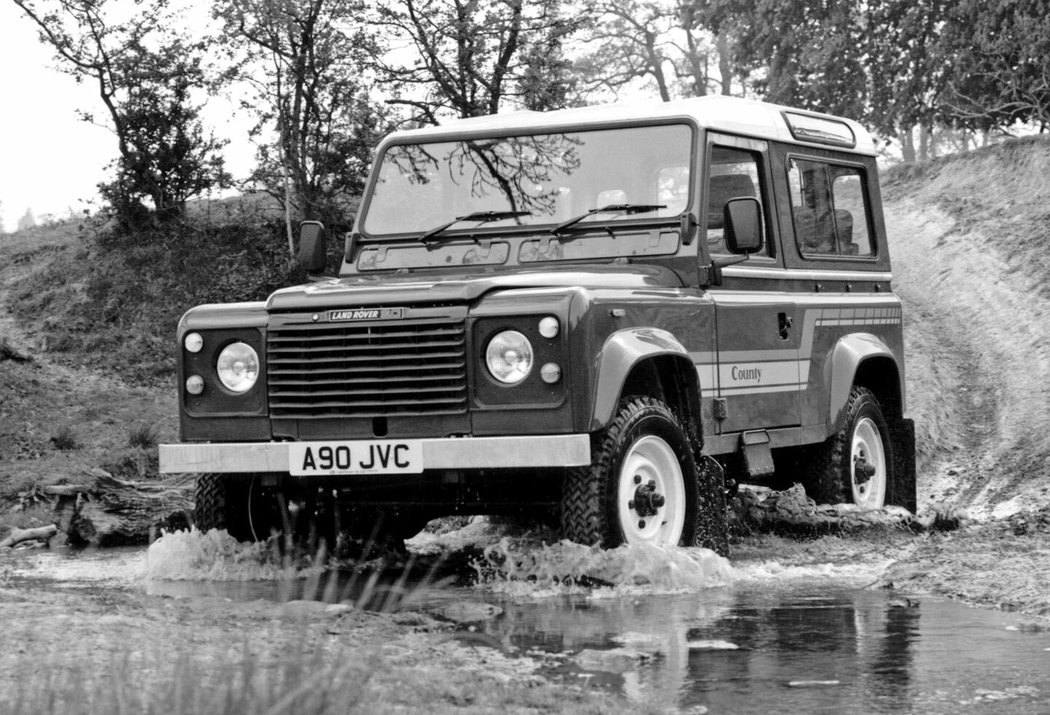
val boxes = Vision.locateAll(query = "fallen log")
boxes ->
[0,524,58,548]
[48,469,195,546]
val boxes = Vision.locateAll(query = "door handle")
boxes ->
[778,312,793,340]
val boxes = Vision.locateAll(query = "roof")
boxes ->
[385,96,877,156]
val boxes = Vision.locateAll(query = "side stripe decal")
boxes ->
[692,306,901,397]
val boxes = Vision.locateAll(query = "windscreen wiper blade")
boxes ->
[419,210,532,243]
[549,203,666,235]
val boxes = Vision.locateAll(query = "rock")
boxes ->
[281,600,331,618]
[574,647,653,673]
[436,601,503,623]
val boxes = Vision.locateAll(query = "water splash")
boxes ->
[144,528,323,581]
[474,537,736,597]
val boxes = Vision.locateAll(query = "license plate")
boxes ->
[289,440,423,476]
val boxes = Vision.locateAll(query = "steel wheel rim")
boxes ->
[617,435,686,545]
[851,417,887,509]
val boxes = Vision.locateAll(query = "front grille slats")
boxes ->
[267,316,468,419]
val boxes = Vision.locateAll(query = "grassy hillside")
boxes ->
[3,211,302,384]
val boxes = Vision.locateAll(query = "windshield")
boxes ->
[362,123,694,237]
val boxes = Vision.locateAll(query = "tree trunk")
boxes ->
[901,126,916,163]
[717,33,732,96]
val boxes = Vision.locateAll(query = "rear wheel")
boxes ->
[561,396,728,554]
[803,386,892,508]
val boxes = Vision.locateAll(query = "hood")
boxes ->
[267,265,683,311]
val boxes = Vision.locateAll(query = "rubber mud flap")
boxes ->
[890,418,917,513]
[695,453,729,557]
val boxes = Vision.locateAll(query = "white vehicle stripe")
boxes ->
[692,306,901,396]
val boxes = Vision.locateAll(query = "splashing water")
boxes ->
[474,537,737,598]
[144,528,324,581]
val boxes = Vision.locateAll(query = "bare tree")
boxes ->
[374,0,577,122]
[216,0,388,251]
[573,0,732,102]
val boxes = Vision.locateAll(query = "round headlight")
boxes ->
[216,342,259,394]
[485,330,533,384]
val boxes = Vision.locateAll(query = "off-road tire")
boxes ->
[193,474,278,542]
[803,386,894,508]
[561,396,728,553]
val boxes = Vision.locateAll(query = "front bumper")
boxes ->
[159,435,591,474]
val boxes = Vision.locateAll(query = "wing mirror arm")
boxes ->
[679,212,699,245]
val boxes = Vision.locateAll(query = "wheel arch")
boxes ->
[589,329,702,445]
[826,333,904,434]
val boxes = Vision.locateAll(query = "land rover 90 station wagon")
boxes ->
[160,96,917,555]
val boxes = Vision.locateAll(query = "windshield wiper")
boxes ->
[549,203,666,235]
[419,210,532,244]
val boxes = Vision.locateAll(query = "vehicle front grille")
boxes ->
[266,316,468,418]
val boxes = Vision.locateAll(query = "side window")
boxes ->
[705,147,770,256]
[788,158,874,258]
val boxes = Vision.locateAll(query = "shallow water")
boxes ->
[4,529,1049,713]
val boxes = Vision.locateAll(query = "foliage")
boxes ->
[97,39,231,227]
[375,0,581,121]
[937,0,1050,131]
[215,0,389,236]
[11,0,230,228]
[704,0,870,119]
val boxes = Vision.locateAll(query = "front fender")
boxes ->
[589,328,695,430]
[825,333,901,432]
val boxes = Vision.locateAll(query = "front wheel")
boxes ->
[193,474,280,542]
[560,396,728,554]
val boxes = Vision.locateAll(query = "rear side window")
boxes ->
[788,158,874,258]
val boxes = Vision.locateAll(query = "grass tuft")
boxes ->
[48,426,78,451]
[127,424,159,449]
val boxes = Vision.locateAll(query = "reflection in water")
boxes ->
[467,588,1048,715]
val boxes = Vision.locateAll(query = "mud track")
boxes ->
[888,194,1050,518]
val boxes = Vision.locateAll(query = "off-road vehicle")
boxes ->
[160,96,917,554]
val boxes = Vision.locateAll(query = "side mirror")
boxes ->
[298,220,326,273]
[724,197,763,254]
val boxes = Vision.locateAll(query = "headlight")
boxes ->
[485,330,533,384]
[216,342,259,393]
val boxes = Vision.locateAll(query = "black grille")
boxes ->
[267,317,468,418]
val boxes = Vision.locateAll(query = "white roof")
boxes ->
[386,96,876,156]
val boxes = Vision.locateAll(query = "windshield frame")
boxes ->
[355,117,700,244]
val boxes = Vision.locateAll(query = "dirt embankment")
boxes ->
[885,140,1050,520]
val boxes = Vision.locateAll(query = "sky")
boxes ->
[0,2,254,233]
[0,3,113,231]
